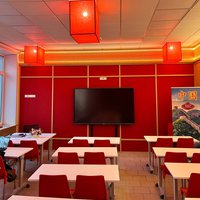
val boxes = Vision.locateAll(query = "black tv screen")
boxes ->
[74,88,134,124]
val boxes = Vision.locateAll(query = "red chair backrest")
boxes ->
[164,152,187,163]
[20,140,39,160]
[176,138,194,148]
[58,152,80,164]
[0,156,7,184]
[93,140,112,147]
[74,175,108,200]
[191,153,200,163]
[8,140,14,147]
[162,152,187,178]
[155,138,173,147]
[72,139,90,147]
[84,152,106,164]
[39,174,71,198]
[187,173,200,197]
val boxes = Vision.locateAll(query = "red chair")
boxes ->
[180,173,200,198]
[191,153,200,163]
[0,156,7,200]
[161,152,187,179]
[72,139,90,147]
[73,175,108,200]
[8,140,14,147]
[160,152,187,198]
[155,138,173,148]
[153,138,173,168]
[93,139,112,147]
[0,156,16,200]
[84,152,106,164]
[39,174,71,198]
[58,152,80,164]
[176,138,194,148]
[20,140,39,169]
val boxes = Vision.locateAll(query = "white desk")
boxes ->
[165,163,200,200]
[28,164,120,200]
[68,136,120,146]
[52,147,118,164]
[8,195,84,200]
[11,133,56,163]
[144,135,198,173]
[153,147,200,199]
[185,199,200,200]
[5,147,33,187]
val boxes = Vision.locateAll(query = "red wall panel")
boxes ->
[157,64,194,75]
[89,65,119,76]
[121,77,156,139]
[19,63,194,151]
[157,76,194,134]
[121,65,155,75]
[20,78,52,132]
[54,66,87,76]
[21,66,52,76]
[91,125,116,137]
[53,78,87,138]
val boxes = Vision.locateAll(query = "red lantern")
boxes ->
[69,0,100,43]
[24,46,45,65]
[163,42,182,63]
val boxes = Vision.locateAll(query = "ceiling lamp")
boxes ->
[69,0,100,43]
[24,46,45,65]
[163,42,182,63]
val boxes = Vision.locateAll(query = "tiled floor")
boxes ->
[1,151,183,200]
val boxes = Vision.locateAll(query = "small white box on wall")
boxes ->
[99,77,107,80]
[24,94,36,98]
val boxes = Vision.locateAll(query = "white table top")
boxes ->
[5,147,33,158]
[68,136,120,145]
[185,198,200,200]
[144,135,198,143]
[52,147,118,158]
[8,195,84,200]
[153,147,200,158]
[28,164,120,182]
[165,162,200,179]
[10,133,56,145]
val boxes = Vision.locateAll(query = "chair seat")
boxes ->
[180,173,200,198]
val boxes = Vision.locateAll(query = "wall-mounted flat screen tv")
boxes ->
[74,88,134,124]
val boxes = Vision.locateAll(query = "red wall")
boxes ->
[19,64,194,151]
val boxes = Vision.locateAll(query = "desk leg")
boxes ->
[40,145,44,164]
[18,155,24,188]
[108,182,114,200]
[158,158,162,187]
[115,157,118,165]
[110,157,117,165]
[48,138,53,161]
[173,178,178,200]
[156,157,164,199]
[147,142,153,173]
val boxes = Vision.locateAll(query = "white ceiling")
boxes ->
[0,0,200,54]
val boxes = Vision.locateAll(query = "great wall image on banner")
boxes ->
[172,87,200,140]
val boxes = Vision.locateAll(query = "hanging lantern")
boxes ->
[24,46,45,65]
[163,42,182,63]
[69,0,100,43]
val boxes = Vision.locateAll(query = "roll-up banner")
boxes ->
[172,87,200,140]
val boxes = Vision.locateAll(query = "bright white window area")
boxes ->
[0,56,4,123]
